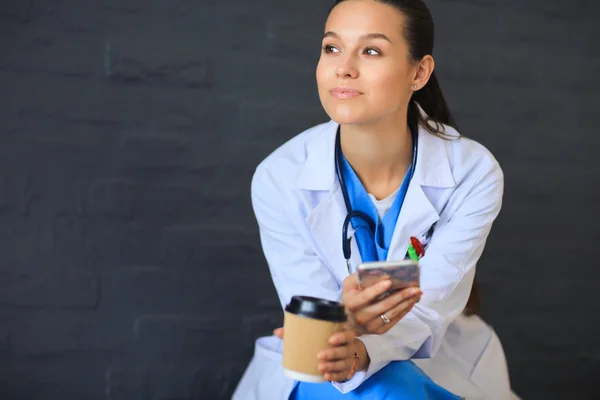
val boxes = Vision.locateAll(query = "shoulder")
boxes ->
[438,124,503,186]
[251,120,335,194]
[420,124,505,227]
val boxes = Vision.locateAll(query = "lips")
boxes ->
[330,87,362,99]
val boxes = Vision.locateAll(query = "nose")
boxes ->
[336,60,358,79]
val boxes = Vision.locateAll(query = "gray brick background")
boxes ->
[0,0,598,399]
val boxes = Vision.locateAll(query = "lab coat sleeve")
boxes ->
[333,160,504,393]
[250,166,341,312]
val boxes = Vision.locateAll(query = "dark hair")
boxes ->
[329,0,459,138]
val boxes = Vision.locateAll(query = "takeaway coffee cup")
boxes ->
[282,295,348,382]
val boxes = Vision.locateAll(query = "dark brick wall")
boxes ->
[0,0,598,399]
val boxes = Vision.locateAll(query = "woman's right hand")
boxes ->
[273,327,365,382]
[342,273,422,335]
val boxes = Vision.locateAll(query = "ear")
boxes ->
[411,55,435,91]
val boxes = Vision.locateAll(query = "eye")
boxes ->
[364,47,381,56]
[322,44,340,54]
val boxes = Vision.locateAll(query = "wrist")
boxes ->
[353,338,370,371]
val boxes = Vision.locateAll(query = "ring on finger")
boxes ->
[380,313,391,324]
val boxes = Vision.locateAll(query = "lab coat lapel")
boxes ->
[386,125,455,261]
[298,121,362,278]
[305,187,363,278]
[386,179,439,261]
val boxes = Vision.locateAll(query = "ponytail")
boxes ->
[409,71,459,139]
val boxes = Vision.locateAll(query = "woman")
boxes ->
[233,0,518,399]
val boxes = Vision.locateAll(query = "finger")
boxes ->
[342,272,359,291]
[360,286,421,317]
[273,327,284,339]
[319,358,353,374]
[317,346,351,362]
[386,292,420,320]
[328,330,356,346]
[352,287,420,327]
[344,279,392,312]
[373,311,408,334]
[368,297,419,334]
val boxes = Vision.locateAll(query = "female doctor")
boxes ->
[234,0,519,399]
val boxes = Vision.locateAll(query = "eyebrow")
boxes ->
[323,31,392,43]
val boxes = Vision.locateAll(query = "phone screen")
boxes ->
[357,260,420,294]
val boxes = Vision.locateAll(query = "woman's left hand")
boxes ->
[342,273,422,335]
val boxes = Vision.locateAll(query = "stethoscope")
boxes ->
[334,124,418,273]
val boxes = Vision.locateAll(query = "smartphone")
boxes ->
[357,259,420,296]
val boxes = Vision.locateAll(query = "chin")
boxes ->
[323,103,372,126]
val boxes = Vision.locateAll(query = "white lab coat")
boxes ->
[233,117,520,400]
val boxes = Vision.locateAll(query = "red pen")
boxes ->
[410,236,425,257]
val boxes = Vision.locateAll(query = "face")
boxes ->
[316,0,420,126]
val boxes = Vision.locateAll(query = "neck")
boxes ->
[340,112,414,200]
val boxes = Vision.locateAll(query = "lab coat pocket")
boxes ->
[232,336,295,400]
[416,224,435,251]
